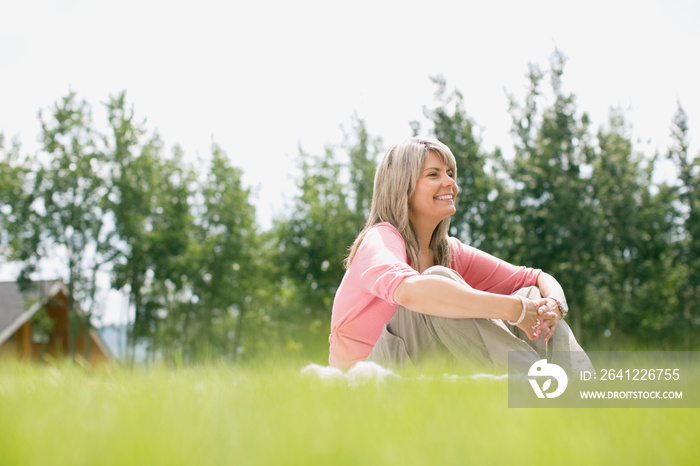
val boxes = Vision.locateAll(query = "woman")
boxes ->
[328,137,590,372]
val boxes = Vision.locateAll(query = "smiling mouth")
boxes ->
[435,194,453,201]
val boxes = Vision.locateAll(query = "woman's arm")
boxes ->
[393,274,557,339]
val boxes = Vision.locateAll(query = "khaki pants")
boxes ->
[366,266,593,372]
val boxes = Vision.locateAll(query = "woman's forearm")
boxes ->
[393,274,523,322]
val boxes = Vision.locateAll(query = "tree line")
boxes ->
[1,51,698,364]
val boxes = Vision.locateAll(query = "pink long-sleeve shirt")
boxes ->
[328,222,541,370]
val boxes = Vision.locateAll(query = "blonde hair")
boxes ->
[344,137,457,271]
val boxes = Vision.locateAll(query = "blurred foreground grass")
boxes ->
[1,357,698,465]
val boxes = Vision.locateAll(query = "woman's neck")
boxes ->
[412,218,439,253]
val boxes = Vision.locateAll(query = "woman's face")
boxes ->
[408,150,458,228]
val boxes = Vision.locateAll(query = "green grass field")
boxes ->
[1,358,698,465]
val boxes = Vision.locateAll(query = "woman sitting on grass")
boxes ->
[328,137,590,372]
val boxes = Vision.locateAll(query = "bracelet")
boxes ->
[508,295,527,325]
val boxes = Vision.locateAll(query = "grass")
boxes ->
[1,357,699,465]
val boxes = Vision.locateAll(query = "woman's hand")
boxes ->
[516,297,559,340]
[536,272,567,342]
[537,297,563,343]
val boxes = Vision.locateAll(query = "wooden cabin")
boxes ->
[0,280,112,364]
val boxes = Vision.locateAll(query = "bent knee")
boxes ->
[421,265,453,277]
[421,266,468,286]
[511,286,541,300]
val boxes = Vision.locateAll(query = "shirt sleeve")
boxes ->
[354,224,420,306]
[449,237,541,294]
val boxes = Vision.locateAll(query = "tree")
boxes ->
[275,147,357,315]
[345,115,382,219]
[585,109,676,347]
[272,118,380,354]
[105,92,175,362]
[0,134,32,262]
[506,53,680,348]
[107,93,264,363]
[131,145,197,362]
[12,92,116,358]
[667,101,700,347]
[424,75,512,254]
[179,143,259,361]
[506,50,597,338]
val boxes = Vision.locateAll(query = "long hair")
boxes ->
[344,137,457,271]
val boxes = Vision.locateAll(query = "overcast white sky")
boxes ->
[2,0,699,323]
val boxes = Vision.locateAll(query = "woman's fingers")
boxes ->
[518,318,538,340]
[525,308,558,341]
[533,309,559,343]
[544,319,559,343]
[526,317,545,339]
[518,297,560,340]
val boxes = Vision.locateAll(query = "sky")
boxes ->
[1,0,699,324]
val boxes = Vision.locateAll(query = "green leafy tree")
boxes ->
[0,135,33,262]
[506,53,681,348]
[105,92,174,361]
[667,101,700,347]
[107,93,262,363]
[506,50,596,338]
[272,119,380,356]
[345,115,382,219]
[13,92,116,358]
[275,147,357,315]
[424,75,512,254]
[585,110,677,347]
[176,143,259,362]
[135,146,197,362]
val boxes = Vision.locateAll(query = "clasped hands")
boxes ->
[517,297,562,342]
